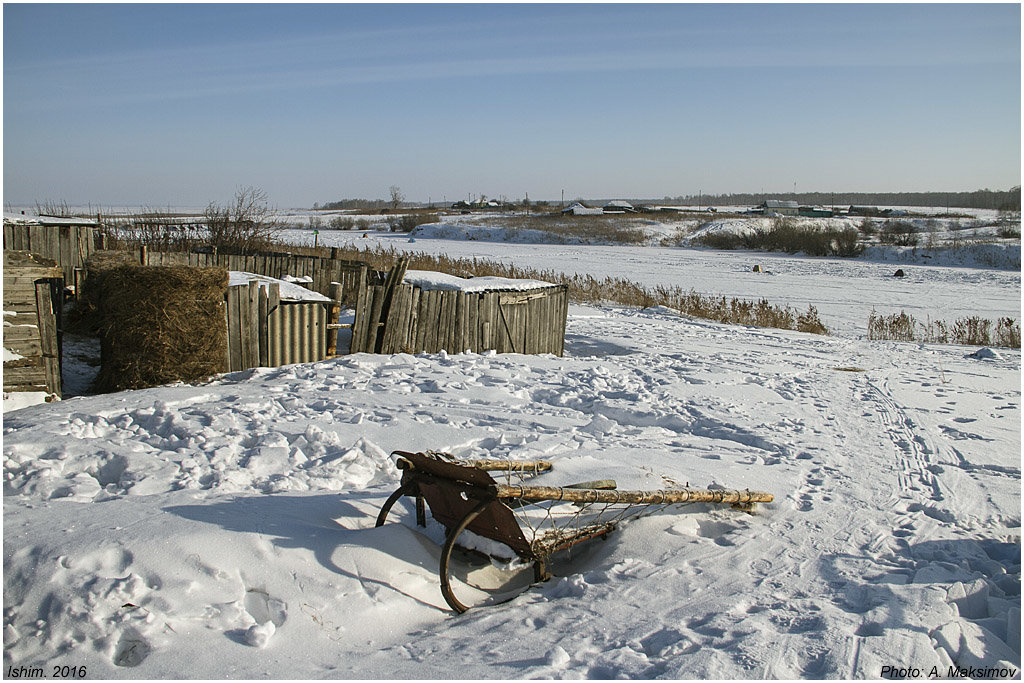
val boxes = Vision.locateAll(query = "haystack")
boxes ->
[92,263,228,392]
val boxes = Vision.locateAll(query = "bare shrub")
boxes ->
[327,216,374,231]
[204,186,280,253]
[879,220,919,246]
[698,218,862,257]
[696,231,742,250]
[386,213,439,233]
[859,218,878,236]
[997,225,1020,238]
[831,228,864,257]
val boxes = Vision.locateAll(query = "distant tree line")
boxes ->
[315,198,395,211]
[674,187,1020,212]
[316,187,1021,213]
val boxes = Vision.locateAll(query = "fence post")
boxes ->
[244,280,260,369]
[327,282,343,356]
[34,281,61,397]
[225,286,242,372]
[139,245,148,265]
[267,282,281,366]
[258,283,269,366]
[73,267,84,301]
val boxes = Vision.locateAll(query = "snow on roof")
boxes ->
[3,213,99,226]
[763,200,798,209]
[604,200,634,209]
[403,269,556,292]
[228,272,331,302]
[562,203,604,215]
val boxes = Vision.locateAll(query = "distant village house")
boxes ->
[759,200,799,216]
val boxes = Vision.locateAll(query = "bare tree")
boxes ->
[204,186,280,253]
[389,185,405,211]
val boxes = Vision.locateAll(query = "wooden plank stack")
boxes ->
[3,251,64,397]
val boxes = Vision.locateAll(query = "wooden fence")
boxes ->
[224,281,342,372]
[139,248,371,308]
[350,260,569,356]
[3,251,64,396]
[3,221,95,288]
[0,225,375,309]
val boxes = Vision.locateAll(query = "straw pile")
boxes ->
[89,261,229,391]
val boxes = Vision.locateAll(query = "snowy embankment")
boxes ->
[3,303,1020,678]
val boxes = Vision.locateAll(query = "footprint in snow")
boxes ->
[113,629,151,667]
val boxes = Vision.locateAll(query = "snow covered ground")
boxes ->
[4,309,1020,677]
[3,211,1020,678]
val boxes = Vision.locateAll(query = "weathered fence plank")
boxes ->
[34,282,61,396]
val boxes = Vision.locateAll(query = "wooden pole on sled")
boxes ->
[458,459,553,473]
[493,484,773,506]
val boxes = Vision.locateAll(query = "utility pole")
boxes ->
[561,189,564,209]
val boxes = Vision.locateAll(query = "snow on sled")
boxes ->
[375,450,774,613]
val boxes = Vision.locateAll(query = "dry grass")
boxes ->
[868,310,1020,348]
[315,243,830,335]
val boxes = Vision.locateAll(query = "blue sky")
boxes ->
[3,3,1020,207]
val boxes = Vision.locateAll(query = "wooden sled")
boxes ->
[375,450,773,613]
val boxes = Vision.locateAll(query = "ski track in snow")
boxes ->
[3,302,1020,676]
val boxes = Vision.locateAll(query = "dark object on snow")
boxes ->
[752,265,763,273]
[894,269,906,278]
[90,261,228,392]
[376,450,773,613]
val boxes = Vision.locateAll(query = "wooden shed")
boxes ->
[350,260,569,356]
[3,251,64,399]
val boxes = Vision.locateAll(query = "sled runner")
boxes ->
[375,450,774,613]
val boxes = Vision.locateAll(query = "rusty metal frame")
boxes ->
[375,451,618,613]
[374,450,772,613]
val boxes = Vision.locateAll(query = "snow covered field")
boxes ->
[281,223,1020,339]
[3,218,1020,678]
